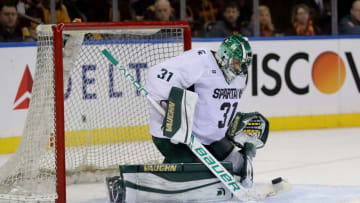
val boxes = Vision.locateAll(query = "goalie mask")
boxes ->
[215,34,252,84]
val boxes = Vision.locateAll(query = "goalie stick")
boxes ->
[100,47,291,201]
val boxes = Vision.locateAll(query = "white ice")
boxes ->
[1,127,360,202]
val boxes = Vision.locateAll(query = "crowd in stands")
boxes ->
[0,0,360,42]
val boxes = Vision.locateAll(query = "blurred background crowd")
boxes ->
[0,0,359,42]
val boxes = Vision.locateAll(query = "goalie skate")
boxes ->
[105,176,124,203]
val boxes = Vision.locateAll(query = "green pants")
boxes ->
[152,136,234,164]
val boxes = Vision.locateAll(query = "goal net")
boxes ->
[0,22,191,202]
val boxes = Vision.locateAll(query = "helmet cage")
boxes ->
[216,35,252,84]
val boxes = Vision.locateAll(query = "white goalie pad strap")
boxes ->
[163,87,198,145]
[120,163,233,202]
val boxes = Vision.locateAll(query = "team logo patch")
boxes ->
[198,50,206,55]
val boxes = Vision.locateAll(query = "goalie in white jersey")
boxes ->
[146,34,269,187]
[104,35,273,203]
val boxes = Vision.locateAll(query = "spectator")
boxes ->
[287,3,321,35]
[17,0,44,41]
[40,0,70,23]
[147,0,175,21]
[0,0,25,42]
[339,0,360,35]
[205,1,249,38]
[294,0,331,34]
[246,5,280,37]
[184,0,215,37]
[258,5,277,36]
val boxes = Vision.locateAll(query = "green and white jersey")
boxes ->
[146,48,247,145]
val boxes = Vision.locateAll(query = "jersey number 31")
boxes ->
[157,68,174,82]
[218,102,238,128]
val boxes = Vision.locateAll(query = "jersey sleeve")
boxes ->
[146,48,212,101]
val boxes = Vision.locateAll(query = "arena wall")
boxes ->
[1,36,359,153]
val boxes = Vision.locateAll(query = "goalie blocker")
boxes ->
[162,86,198,145]
[105,163,235,203]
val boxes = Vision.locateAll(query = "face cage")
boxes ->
[229,57,249,76]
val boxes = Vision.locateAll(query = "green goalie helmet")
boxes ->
[215,34,252,84]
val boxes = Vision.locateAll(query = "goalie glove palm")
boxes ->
[226,112,269,149]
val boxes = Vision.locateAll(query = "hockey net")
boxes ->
[0,22,191,202]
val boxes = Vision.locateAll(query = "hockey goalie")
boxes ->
[105,34,272,202]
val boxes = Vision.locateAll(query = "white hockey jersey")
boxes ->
[146,48,247,145]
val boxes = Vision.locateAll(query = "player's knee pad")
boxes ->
[239,143,255,187]
[223,145,254,188]
[223,148,245,176]
[109,163,235,203]
[206,136,250,181]
[239,155,253,187]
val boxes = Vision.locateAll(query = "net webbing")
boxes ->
[0,25,185,202]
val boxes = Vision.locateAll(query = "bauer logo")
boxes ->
[13,65,33,110]
[251,51,360,96]
[195,147,241,192]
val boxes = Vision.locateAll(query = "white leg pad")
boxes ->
[119,163,234,202]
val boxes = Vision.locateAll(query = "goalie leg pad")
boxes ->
[114,163,235,202]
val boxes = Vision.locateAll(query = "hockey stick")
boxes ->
[100,48,289,201]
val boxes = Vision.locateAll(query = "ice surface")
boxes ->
[65,182,360,203]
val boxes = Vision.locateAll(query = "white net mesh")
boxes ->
[0,23,188,202]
